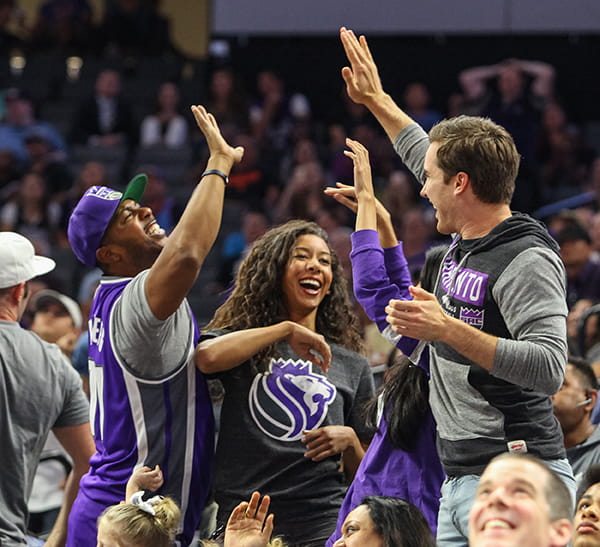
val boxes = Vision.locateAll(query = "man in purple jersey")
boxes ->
[65,106,243,546]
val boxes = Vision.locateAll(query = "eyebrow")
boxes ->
[293,245,331,255]
[477,478,536,493]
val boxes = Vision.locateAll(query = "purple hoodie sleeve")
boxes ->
[350,229,413,329]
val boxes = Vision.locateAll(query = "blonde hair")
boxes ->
[99,497,181,547]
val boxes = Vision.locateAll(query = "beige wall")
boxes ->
[19,0,209,58]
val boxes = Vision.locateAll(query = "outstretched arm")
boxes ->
[340,27,414,142]
[145,105,244,319]
[196,321,331,373]
[459,62,499,101]
[324,140,412,327]
[514,59,555,99]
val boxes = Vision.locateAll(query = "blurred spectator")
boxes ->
[381,170,420,227]
[0,0,26,54]
[402,81,442,132]
[0,171,62,255]
[101,0,173,58]
[29,0,96,54]
[138,165,177,233]
[568,298,595,357]
[459,58,555,212]
[24,127,73,201]
[556,222,600,309]
[275,160,327,223]
[60,160,109,236]
[226,133,277,208]
[207,67,250,139]
[590,212,600,260]
[250,70,311,174]
[69,69,136,149]
[0,148,21,199]
[552,357,600,484]
[280,136,320,187]
[537,101,594,204]
[0,88,67,166]
[398,207,437,280]
[140,81,189,149]
[27,289,83,536]
[327,123,353,183]
[216,208,268,290]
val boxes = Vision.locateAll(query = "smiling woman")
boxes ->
[195,219,374,547]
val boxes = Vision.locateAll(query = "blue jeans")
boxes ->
[435,458,576,547]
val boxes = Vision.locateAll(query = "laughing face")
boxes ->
[575,483,600,547]
[469,458,569,547]
[103,199,167,272]
[281,234,333,325]
[421,142,457,235]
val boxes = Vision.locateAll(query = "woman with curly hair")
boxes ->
[196,219,375,547]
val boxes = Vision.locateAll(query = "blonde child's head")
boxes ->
[97,495,180,547]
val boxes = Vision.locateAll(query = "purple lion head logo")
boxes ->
[249,358,337,441]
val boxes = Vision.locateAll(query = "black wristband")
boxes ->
[201,169,229,186]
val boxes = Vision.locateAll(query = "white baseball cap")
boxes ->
[0,232,56,289]
[33,289,83,330]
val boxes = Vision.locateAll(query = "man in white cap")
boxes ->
[0,232,94,546]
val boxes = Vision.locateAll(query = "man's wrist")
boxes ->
[206,154,234,173]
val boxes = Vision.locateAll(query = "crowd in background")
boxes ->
[3,2,600,545]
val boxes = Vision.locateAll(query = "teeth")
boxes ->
[300,280,321,290]
[147,223,161,236]
[484,520,510,531]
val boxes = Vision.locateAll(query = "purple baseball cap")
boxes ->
[68,174,147,267]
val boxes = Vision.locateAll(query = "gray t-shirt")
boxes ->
[111,270,193,378]
[0,321,88,546]
[205,334,374,544]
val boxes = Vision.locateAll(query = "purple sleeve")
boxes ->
[350,229,412,332]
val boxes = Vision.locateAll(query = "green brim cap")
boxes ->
[121,173,147,204]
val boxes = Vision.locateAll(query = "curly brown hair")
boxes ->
[207,220,363,371]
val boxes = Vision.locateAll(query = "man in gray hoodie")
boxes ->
[335,26,574,547]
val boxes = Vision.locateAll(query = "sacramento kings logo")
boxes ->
[249,358,337,441]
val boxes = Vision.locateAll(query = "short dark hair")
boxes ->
[361,495,436,547]
[556,222,592,246]
[578,464,600,503]
[568,356,598,392]
[428,115,520,205]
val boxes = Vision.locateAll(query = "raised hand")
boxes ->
[224,492,275,547]
[191,105,244,168]
[340,27,385,106]
[324,180,397,247]
[125,465,164,501]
